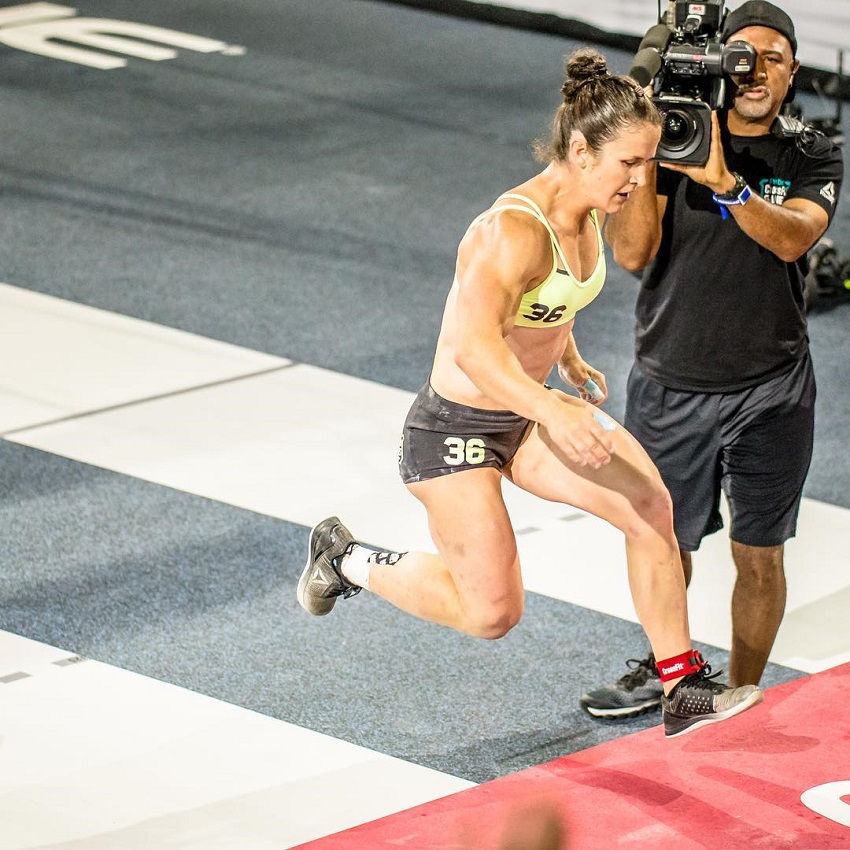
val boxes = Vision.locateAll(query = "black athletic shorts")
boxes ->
[624,354,816,550]
[399,383,531,484]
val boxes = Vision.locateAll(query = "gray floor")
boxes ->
[1,0,846,782]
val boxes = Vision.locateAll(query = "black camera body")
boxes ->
[649,0,756,164]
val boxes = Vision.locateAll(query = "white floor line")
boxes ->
[0,630,473,850]
[2,280,850,848]
[0,282,288,434]
[5,281,850,674]
[7,346,850,672]
[4,362,583,550]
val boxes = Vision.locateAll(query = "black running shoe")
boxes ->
[297,517,361,616]
[580,654,664,718]
[662,662,763,738]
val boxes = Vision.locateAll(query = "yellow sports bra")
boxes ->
[469,193,606,327]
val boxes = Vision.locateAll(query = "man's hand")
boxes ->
[660,111,737,195]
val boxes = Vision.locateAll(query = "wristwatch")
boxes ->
[712,173,752,219]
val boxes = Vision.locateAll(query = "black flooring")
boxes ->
[1,0,847,782]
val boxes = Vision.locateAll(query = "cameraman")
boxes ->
[582,0,844,718]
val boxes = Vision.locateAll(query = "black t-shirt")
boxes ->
[635,123,844,392]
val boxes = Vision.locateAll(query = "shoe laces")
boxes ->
[617,654,657,688]
[678,662,726,693]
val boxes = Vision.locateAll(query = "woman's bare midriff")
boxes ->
[430,318,575,411]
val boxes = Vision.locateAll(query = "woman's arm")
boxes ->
[452,211,614,467]
[452,210,560,421]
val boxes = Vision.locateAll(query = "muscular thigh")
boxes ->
[407,467,523,607]
[506,389,668,530]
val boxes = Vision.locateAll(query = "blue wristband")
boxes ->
[712,176,751,219]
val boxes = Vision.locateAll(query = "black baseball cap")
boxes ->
[721,1,797,55]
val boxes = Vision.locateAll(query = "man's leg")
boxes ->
[729,541,786,686]
[680,548,693,587]
[636,544,784,688]
[720,355,814,687]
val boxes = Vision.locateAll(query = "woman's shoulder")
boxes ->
[469,189,552,234]
[456,202,553,288]
[462,199,550,255]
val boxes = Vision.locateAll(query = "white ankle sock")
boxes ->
[339,544,373,590]
[339,544,408,591]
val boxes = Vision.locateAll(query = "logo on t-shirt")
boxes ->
[759,177,791,205]
[820,182,837,205]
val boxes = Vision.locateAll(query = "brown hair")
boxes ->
[534,48,660,162]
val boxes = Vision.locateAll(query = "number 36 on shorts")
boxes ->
[443,437,486,466]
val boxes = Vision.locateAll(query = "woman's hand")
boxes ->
[540,396,616,469]
[558,359,609,405]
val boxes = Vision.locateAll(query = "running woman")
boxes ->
[298,48,763,737]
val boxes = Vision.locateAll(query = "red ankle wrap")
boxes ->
[655,650,704,682]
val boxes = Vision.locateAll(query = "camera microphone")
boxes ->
[629,23,673,87]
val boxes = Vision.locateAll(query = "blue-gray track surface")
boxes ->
[2,0,846,782]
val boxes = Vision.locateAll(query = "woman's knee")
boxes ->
[463,598,524,640]
[624,477,676,540]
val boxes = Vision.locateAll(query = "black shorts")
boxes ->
[624,355,816,549]
[399,384,531,484]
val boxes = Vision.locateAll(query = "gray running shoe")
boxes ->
[580,654,663,718]
[297,516,361,616]
[662,662,763,738]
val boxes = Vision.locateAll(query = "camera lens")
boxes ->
[661,109,695,150]
[653,99,711,164]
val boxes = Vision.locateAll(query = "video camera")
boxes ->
[631,0,756,164]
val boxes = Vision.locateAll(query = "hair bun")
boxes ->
[539,46,660,164]
[560,48,611,100]
[566,48,610,84]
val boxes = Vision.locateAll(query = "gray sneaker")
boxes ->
[580,654,664,718]
[662,662,763,738]
[297,517,361,616]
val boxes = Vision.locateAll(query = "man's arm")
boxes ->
[715,192,828,263]
[666,112,830,262]
[604,161,668,272]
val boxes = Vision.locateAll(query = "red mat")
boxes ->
[295,663,850,849]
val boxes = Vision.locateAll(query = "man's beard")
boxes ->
[732,86,775,121]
